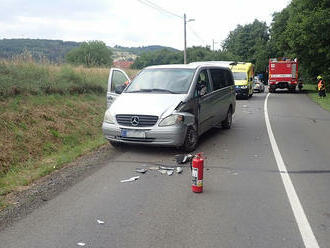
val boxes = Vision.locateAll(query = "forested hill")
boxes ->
[0,39,179,63]
[0,39,81,63]
[113,45,179,54]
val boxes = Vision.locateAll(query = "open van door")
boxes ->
[107,68,131,108]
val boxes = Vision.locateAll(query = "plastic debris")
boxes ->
[175,154,193,164]
[97,219,104,225]
[167,170,174,176]
[120,176,140,183]
[176,167,183,174]
[77,242,86,246]
[135,168,148,173]
[160,166,175,170]
[158,169,167,174]
[149,166,160,170]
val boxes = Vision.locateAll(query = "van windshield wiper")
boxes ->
[126,89,153,93]
[149,88,179,94]
[126,88,179,94]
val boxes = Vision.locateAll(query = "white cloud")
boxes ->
[0,0,291,50]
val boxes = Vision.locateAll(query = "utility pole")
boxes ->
[212,39,219,51]
[184,14,187,64]
[183,13,195,64]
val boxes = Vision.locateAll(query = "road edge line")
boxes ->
[264,93,319,248]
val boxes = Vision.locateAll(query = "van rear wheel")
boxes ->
[222,108,232,129]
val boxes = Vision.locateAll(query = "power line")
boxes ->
[187,26,207,45]
[137,0,182,19]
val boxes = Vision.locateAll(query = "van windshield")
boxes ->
[233,72,247,80]
[125,68,195,94]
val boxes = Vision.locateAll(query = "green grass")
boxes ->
[0,61,139,209]
[0,134,106,197]
[0,61,109,97]
[304,84,330,112]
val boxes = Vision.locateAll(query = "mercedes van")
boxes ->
[102,64,236,151]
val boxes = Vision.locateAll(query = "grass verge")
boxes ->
[0,61,138,210]
[304,84,330,112]
[0,94,107,209]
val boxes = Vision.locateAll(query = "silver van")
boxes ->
[102,64,236,151]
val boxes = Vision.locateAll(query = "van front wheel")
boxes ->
[182,126,198,152]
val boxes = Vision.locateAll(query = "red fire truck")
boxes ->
[268,58,301,93]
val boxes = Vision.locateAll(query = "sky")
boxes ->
[0,0,291,50]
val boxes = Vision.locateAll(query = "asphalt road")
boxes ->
[1,89,329,248]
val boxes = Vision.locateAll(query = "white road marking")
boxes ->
[264,93,319,248]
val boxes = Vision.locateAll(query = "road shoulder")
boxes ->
[0,143,120,231]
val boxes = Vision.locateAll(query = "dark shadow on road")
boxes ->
[270,89,306,94]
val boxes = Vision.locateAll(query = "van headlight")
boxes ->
[104,110,115,124]
[159,114,184,127]
[240,85,248,89]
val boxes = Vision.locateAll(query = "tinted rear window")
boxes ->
[210,69,226,90]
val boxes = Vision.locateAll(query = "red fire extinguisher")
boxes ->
[192,153,204,193]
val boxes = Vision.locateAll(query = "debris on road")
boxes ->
[160,166,175,170]
[158,169,167,174]
[135,168,148,173]
[175,154,193,164]
[176,167,183,174]
[243,105,247,108]
[167,170,174,176]
[120,176,140,183]
[77,242,86,246]
[97,219,105,225]
[149,166,160,170]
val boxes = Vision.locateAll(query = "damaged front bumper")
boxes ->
[102,122,188,147]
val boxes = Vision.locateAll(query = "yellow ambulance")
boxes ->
[231,62,254,99]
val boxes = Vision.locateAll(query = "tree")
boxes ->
[131,46,239,69]
[222,19,270,73]
[270,0,330,82]
[66,41,113,67]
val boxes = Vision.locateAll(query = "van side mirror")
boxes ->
[114,85,126,94]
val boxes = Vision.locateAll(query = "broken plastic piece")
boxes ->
[77,242,86,246]
[136,168,147,173]
[97,219,104,224]
[175,154,193,164]
[120,176,140,183]
[167,170,174,176]
[158,169,167,174]
[160,166,175,170]
[149,166,160,170]
[176,167,183,174]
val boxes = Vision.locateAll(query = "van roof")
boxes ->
[145,63,230,70]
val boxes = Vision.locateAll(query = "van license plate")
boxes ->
[121,129,145,138]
